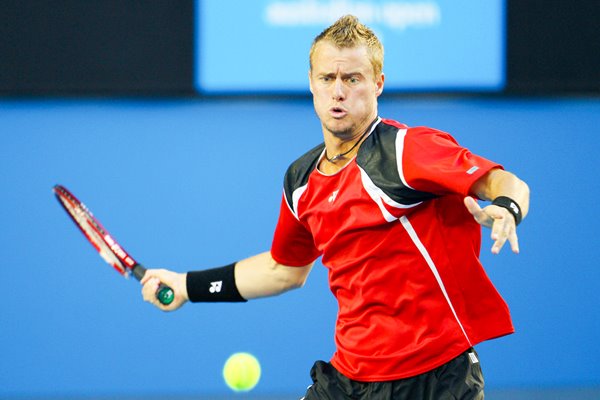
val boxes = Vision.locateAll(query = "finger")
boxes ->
[490,213,509,240]
[140,268,163,285]
[490,212,517,254]
[507,231,520,254]
[491,231,506,254]
[464,197,502,228]
[140,272,152,285]
[141,277,160,303]
[464,197,493,227]
[463,196,481,215]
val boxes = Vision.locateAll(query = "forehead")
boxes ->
[311,42,372,75]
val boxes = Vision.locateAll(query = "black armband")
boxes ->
[186,263,247,303]
[492,196,522,226]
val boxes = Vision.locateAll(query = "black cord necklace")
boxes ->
[325,118,378,163]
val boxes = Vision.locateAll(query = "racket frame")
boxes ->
[53,184,173,305]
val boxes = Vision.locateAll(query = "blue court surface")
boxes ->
[1,97,599,399]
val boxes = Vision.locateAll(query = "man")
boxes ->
[142,15,530,399]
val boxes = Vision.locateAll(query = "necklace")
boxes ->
[325,118,378,163]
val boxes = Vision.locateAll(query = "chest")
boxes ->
[297,161,409,249]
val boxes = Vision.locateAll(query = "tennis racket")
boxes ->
[53,184,174,305]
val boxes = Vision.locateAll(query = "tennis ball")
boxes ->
[223,352,261,392]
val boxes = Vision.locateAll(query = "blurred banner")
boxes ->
[196,0,505,93]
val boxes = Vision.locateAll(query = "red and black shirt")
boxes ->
[271,118,514,381]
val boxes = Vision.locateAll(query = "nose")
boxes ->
[332,77,345,101]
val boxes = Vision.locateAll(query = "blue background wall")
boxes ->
[1,0,599,398]
[1,97,599,397]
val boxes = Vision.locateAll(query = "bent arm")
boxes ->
[141,252,313,311]
[470,168,530,218]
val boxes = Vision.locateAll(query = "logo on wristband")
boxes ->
[209,281,223,293]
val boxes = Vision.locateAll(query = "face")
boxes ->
[309,41,384,139]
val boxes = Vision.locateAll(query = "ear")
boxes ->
[375,73,385,97]
[308,70,314,94]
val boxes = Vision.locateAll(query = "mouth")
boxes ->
[329,106,347,119]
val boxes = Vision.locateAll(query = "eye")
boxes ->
[347,76,360,84]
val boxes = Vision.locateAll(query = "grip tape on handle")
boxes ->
[132,264,175,305]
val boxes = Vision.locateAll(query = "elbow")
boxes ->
[521,179,530,200]
[277,267,308,292]
[519,179,531,217]
[288,271,309,290]
[270,260,312,293]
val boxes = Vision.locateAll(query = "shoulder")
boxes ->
[357,119,438,204]
[282,142,324,206]
[284,142,324,187]
[360,118,458,157]
[357,118,411,163]
[379,118,456,140]
[404,125,459,148]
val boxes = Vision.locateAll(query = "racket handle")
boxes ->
[132,264,175,306]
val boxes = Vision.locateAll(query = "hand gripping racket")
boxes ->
[53,184,174,305]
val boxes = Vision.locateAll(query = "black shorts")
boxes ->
[301,348,484,400]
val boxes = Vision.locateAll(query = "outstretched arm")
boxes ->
[140,252,313,311]
[465,168,530,254]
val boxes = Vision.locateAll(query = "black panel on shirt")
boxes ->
[283,142,325,211]
[282,121,437,213]
[357,122,438,206]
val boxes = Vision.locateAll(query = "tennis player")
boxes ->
[142,15,530,399]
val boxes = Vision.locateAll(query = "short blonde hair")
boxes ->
[309,15,384,79]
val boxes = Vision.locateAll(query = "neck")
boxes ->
[324,117,378,164]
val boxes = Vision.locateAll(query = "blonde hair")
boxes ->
[309,15,384,78]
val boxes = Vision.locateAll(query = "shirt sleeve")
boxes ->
[402,127,503,197]
[270,194,321,267]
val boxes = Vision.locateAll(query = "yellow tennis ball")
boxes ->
[223,352,261,392]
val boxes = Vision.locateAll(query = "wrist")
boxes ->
[491,196,522,226]
[186,263,247,302]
